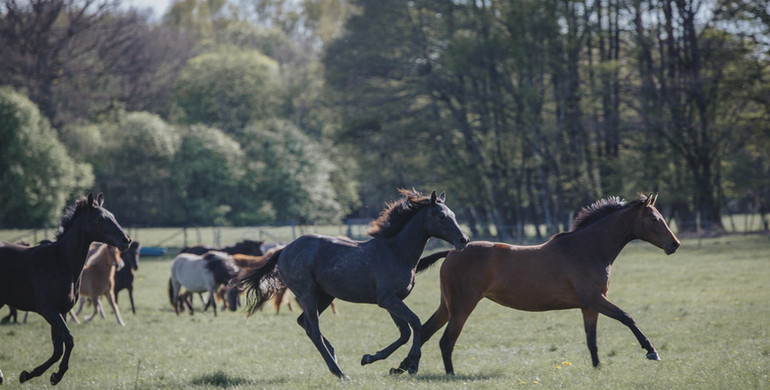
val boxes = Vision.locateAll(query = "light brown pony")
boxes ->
[393,193,680,375]
[75,243,126,326]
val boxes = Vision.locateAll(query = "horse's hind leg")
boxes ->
[297,293,337,361]
[19,312,72,385]
[296,294,346,378]
[361,312,410,366]
[127,287,136,314]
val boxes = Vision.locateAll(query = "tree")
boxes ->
[0,87,93,228]
[173,49,286,135]
[172,124,245,225]
[236,118,349,224]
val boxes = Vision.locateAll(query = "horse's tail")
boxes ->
[167,277,174,308]
[231,247,285,316]
[416,250,451,273]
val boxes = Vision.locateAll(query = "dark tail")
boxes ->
[168,278,174,308]
[231,247,285,316]
[416,250,450,273]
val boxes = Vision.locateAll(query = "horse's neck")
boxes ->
[54,220,93,279]
[571,209,635,266]
[383,209,430,266]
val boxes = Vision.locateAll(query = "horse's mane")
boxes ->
[367,189,435,238]
[564,194,650,233]
[55,196,91,241]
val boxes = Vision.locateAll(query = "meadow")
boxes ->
[0,233,767,389]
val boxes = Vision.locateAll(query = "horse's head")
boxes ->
[225,282,240,312]
[632,193,680,255]
[424,191,469,251]
[85,193,131,252]
[123,241,141,271]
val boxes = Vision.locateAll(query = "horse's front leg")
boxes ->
[361,312,410,366]
[378,297,423,375]
[19,311,73,385]
[588,296,660,361]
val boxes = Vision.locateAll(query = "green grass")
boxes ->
[1,234,768,389]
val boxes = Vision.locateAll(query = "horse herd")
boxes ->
[0,189,680,385]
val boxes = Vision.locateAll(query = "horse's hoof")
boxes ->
[646,351,660,361]
[389,367,405,376]
[19,370,31,383]
[50,372,62,386]
[361,354,374,365]
[408,365,419,376]
[1,369,4,385]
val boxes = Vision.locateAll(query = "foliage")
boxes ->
[237,118,349,224]
[173,49,286,134]
[0,87,93,228]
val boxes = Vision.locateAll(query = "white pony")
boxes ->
[169,251,238,317]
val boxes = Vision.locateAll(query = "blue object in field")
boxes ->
[139,246,167,256]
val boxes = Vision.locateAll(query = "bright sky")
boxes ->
[123,0,173,18]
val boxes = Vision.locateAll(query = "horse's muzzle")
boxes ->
[664,240,680,255]
[454,235,469,251]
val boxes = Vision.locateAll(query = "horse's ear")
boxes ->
[96,192,104,206]
[87,193,95,205]
[437,191,446,203]
[644,193,654,207]
[651,193,659,206]
[430,191,437,204]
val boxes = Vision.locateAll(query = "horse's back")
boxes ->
[441,241,580,311]
[278,234,377,303]
[171,253,216,291]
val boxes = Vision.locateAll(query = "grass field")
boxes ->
[0,234,768,389]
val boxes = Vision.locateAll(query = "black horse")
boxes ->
[233,189,469,378]
[0,193,130,385]
[114,241,141,314]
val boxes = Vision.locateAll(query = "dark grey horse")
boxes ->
[233,189,469,378]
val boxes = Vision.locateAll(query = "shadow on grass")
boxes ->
[191,370,286,388]
[406,372,504,382]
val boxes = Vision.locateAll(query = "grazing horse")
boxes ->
[180,239,263,257]
[114,241,141,314]
[75,243,126,326]
[392,194,680,375]
[0,193,130,385]
[169,251,239,316]
[233,189,469,378]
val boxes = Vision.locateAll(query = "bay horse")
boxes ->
[114,241,141,314]
[0,193,130,385]
[169,251,239,316]
[392,193,680,376]
[75,243,126,326]
[233,189,469,378]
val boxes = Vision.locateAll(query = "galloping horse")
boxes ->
[75,243,126,326]
[233,189,469,378]
[169,251,239,316]
[114,241,141,314]
[0,193,130,385]
[392,194,680,375]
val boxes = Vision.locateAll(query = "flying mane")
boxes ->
[367,189,436,238]
[567,194,650,233]
[55,196,91,241]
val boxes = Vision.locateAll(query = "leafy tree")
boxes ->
[88,111,181,225]
[173,49,286,134]
[237,118,349,224]
[172,124,245,225]
[0,87,93,228]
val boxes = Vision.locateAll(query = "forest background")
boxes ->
[1,0,768,241]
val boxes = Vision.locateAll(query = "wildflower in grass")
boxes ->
[562,361,572,366]
[517,379,526,384]
[555,365,562,370]
[533,380,540,384]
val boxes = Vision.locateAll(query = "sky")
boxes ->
[123,0,173,18]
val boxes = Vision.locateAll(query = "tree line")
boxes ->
[0,0,768,238]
